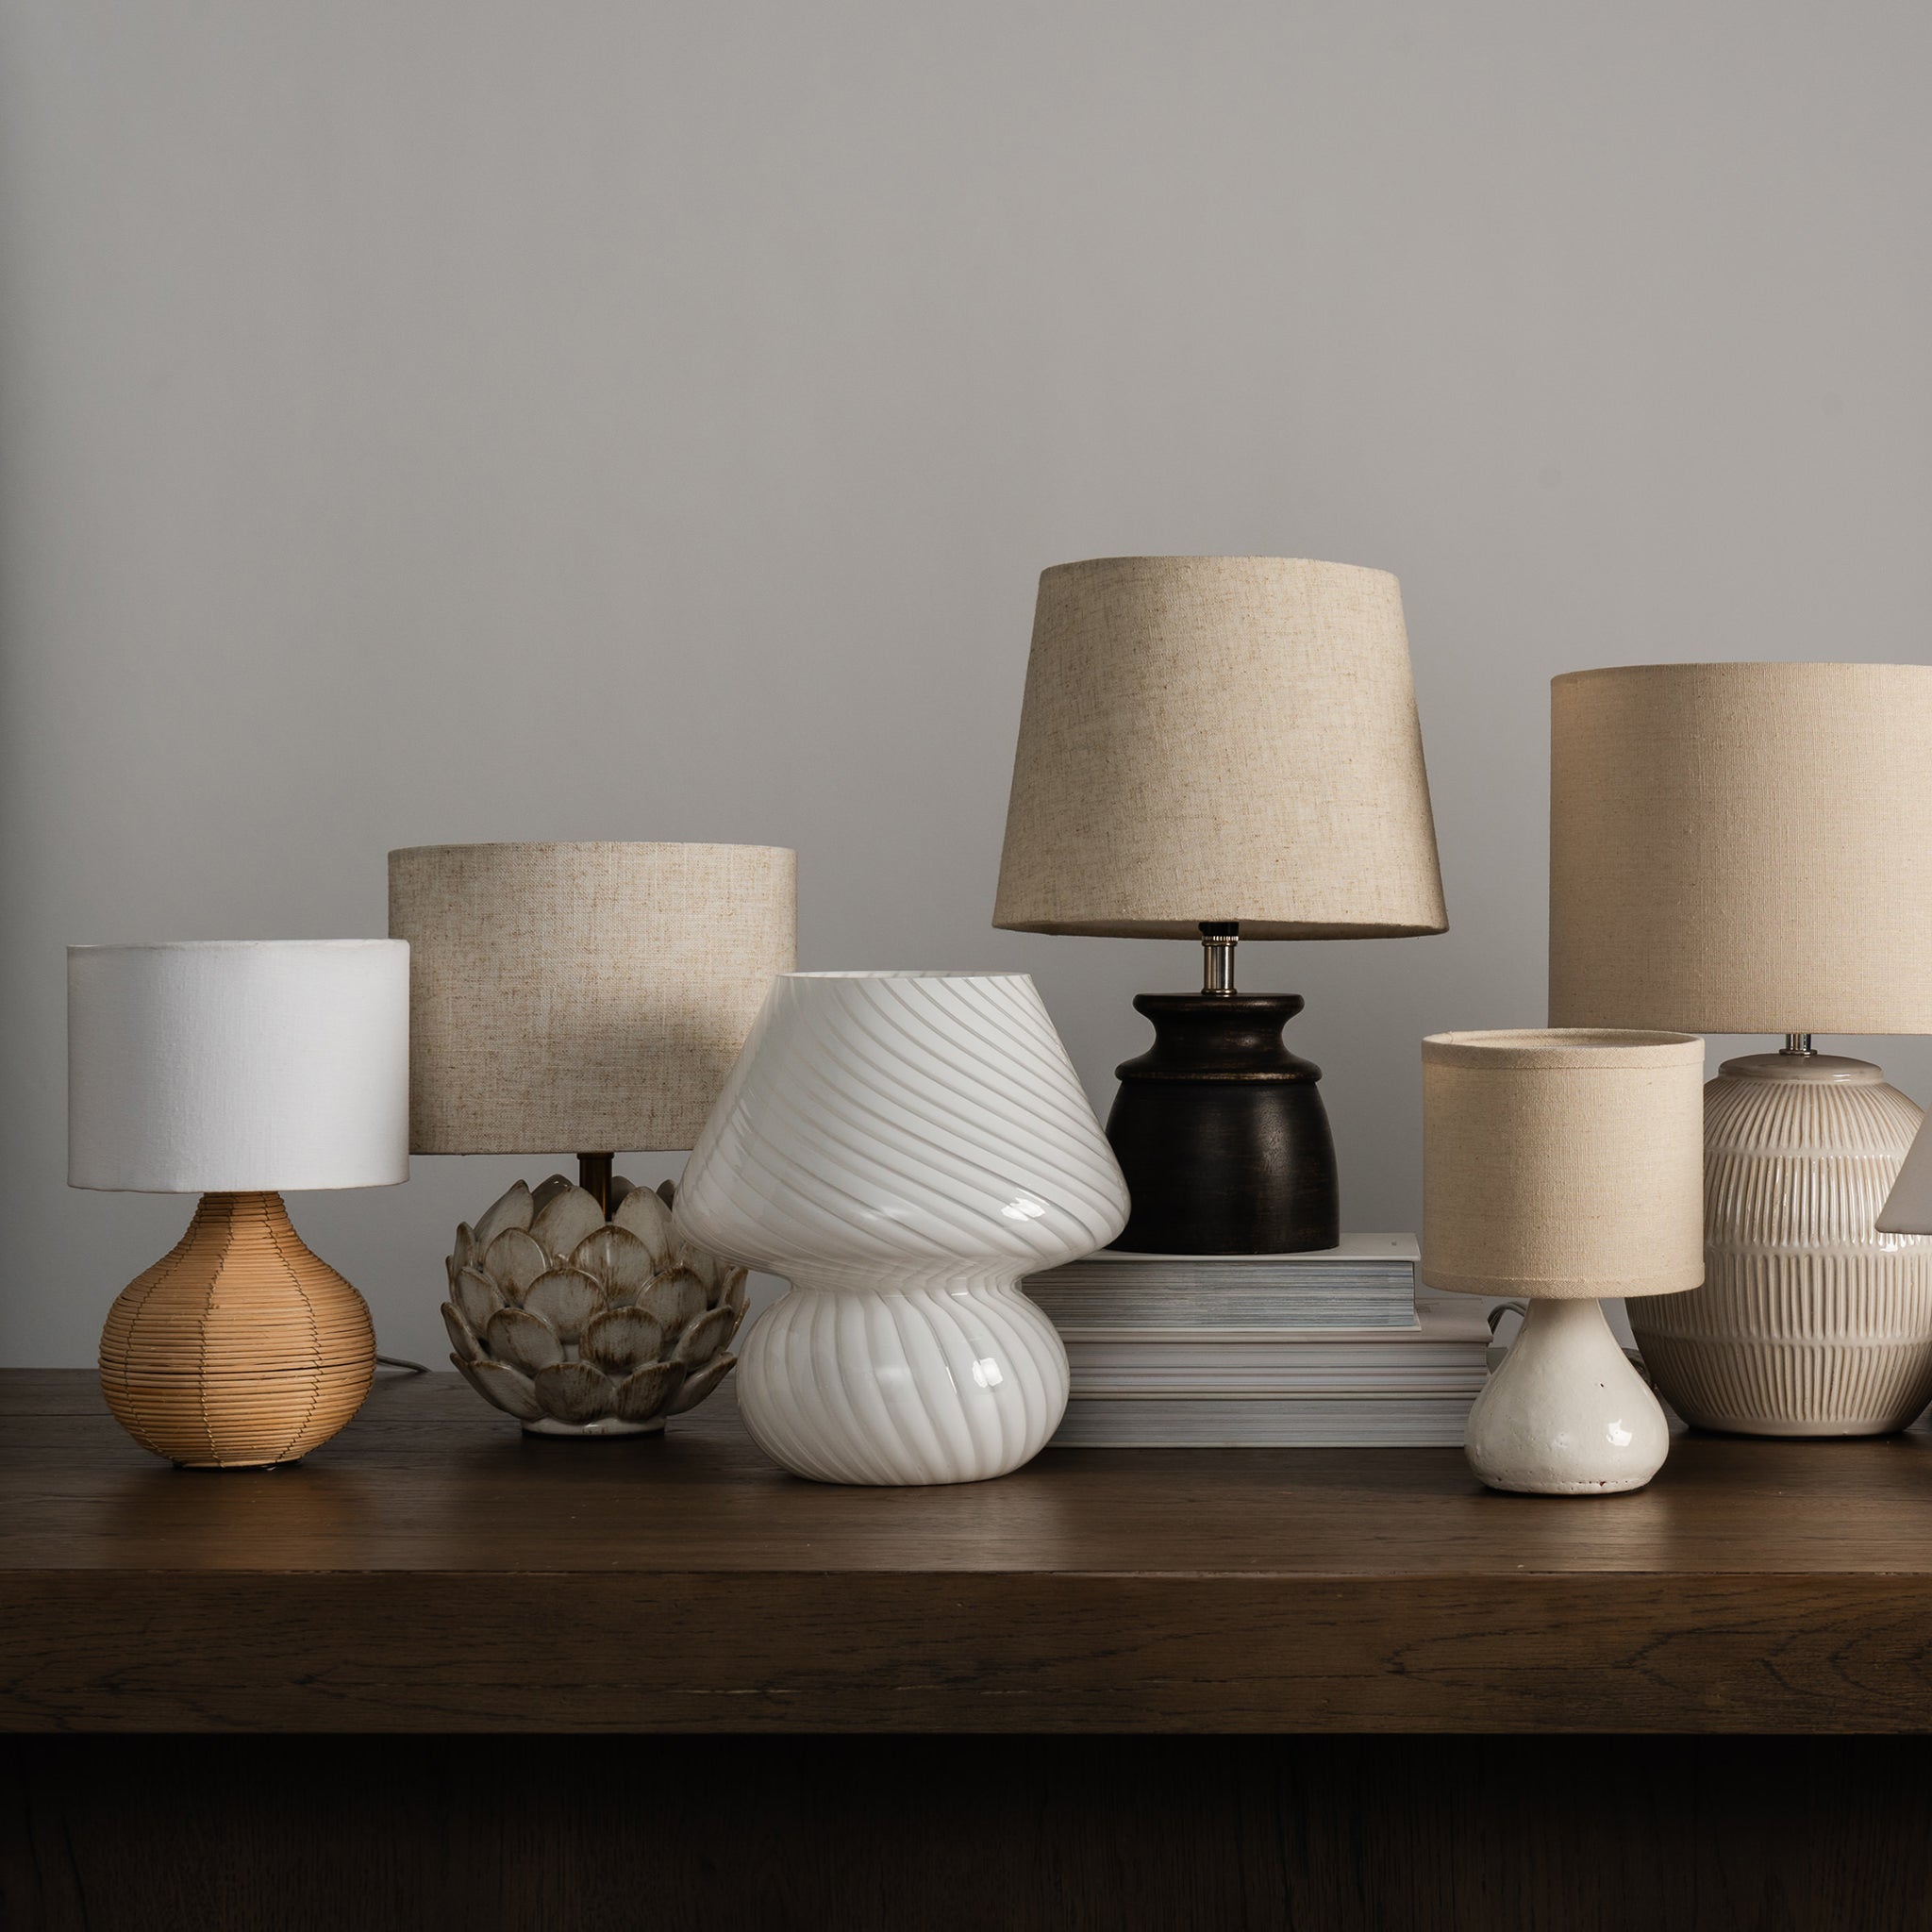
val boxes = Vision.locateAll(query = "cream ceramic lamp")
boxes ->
[1550,664,1932,1436]
[993,556,1446,1256]
[390,841,795,1436]
[676,971,1130,1486]
[68,941,409,1468]
[1421,1030,1706,1494]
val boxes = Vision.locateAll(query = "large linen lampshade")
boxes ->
[68,941,409,1469]
[390,841,796,1441]
[992,556,1446,1254]
[1549,664,1932,1437]
[677,971,1130,1485]
[1550,663,1932,1035]
[1422,1028,1706,1493]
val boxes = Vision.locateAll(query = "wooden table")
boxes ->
[7,1367,1932,1928]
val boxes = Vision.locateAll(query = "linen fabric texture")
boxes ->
[390,841,795,1155]
[992,556,1448,939]
[68,941,410,1192]
[1421,1029,1706,1299]
[1550,662,1932,1036]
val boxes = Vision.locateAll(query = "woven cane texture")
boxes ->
[1550,662,1932,1036]
[992,557,1447,939]
[1422,1029,1706,1300]
[98,1191,375,1468]
[390,841,796,1154]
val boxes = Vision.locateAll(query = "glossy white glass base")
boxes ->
[1465,1297,1670,1496]
[737,1270,1070,1486]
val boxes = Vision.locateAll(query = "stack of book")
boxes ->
[1025,1236,1491,1447]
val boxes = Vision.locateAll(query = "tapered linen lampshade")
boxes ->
[68,941,409,1469]
[389,841,796,1158]
[993,556,1446,1254]
[1549,663,1932,1437]
[1421,1029,1706,1493]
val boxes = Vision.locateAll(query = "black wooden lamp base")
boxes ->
[1104,991,1341,1255]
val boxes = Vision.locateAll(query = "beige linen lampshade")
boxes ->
[1421,1030,1707,1299]
[389,841,796,1155]
[1421,1028,1705,1495]
[1550,662,1932,1036]
[992,557,1446,939]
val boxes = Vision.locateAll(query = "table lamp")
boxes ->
[675,971,1131,1485]
[1421,1029,1706,1494]
[1550,663,1932,1436]
[389,841,796,1435]
[992,556,1447,1255]
[68,940,409,1469]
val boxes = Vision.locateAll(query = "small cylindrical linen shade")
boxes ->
[390,841,796,1155]
[1421,1030,1706,1299]
[68,941,409,1193]
[992,557,1447,938]
[1550,663,1932,1035]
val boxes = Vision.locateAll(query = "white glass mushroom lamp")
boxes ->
[675,971,1131,1486]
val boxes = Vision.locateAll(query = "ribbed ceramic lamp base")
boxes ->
[1627,1056,1932,1438]
[736,1273,1070,1487]
[98,1191,376,1469]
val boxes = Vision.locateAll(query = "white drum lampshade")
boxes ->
[992,555,1445,1256]
[1550,663,1932,1436]
[675,971,1131,1485]
[388,841,798,1440]
[1421,1029,1706,1495]
[67,941,409,1469]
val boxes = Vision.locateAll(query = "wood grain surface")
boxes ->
[7,1368,1932,1733]
[8,1734,1932,1932]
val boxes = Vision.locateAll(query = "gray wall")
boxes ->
[4,1,1929,1366]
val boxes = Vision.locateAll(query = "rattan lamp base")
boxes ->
[98,1191,375,1469]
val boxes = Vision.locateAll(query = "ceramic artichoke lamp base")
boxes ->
[442,1174,747,1438]
[98,1191,375,1470]
[1627,1053,1932,1438]
[1466,1298,1670,1495]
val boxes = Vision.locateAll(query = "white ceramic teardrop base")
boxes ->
[735,1271,1071,1486]
[1465,1297,1671,1496]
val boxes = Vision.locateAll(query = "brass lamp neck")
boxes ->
[1782,1034,1816,1058]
